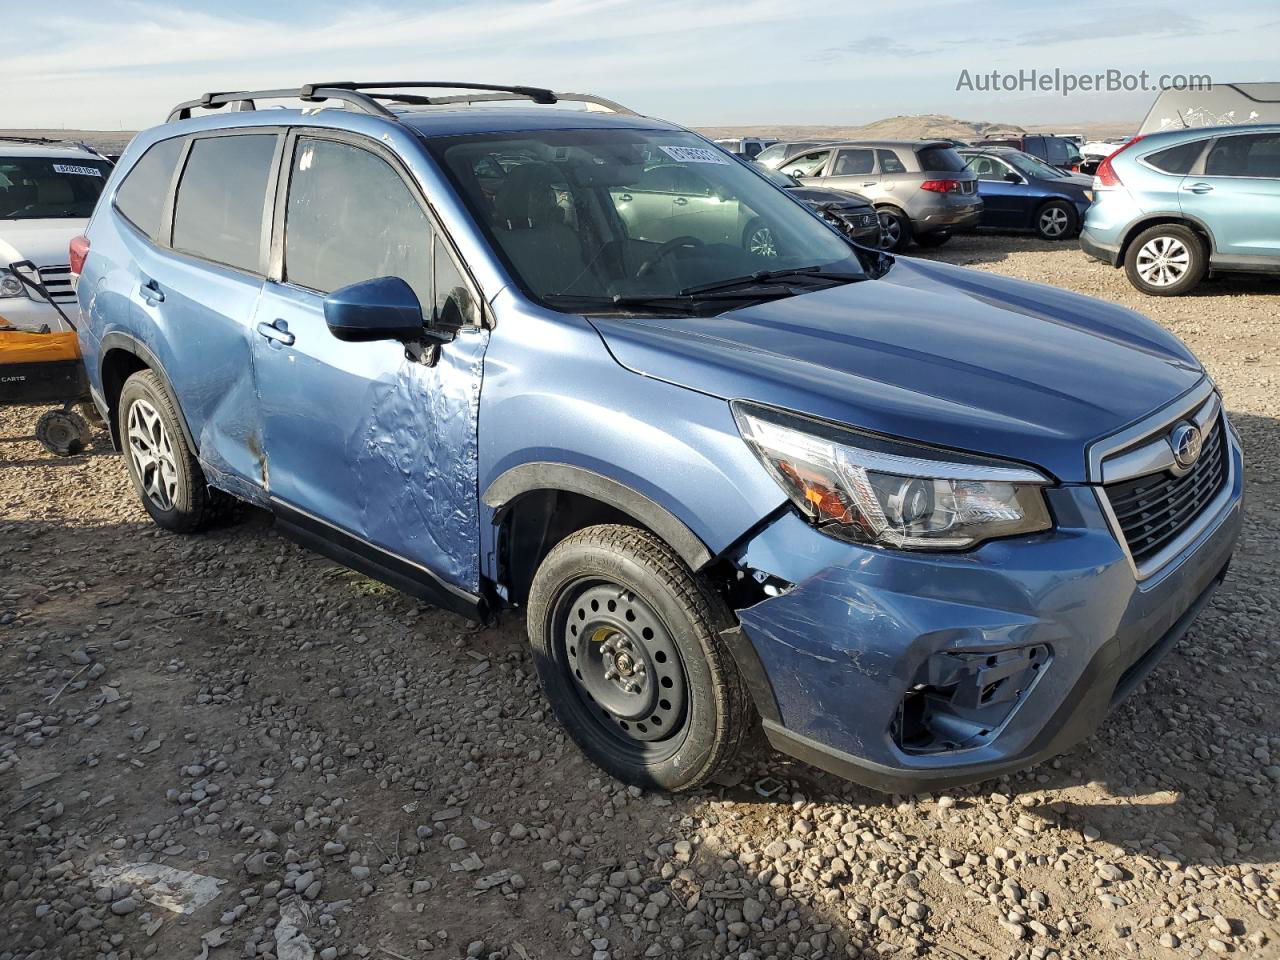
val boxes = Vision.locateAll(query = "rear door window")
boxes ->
[1144,139,1208,175]
[915,146,967,172]
[282,137,438,312]
[876,149,906,173]
[1204,133,1280,178]
[172,134,278,273]
[114,137,184,238]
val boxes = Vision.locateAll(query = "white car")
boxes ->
[0,138,113,333]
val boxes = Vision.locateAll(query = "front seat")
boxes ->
[492,163,589,295]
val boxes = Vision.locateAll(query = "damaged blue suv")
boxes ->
[73,83,1243,793]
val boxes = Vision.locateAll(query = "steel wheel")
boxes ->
[556,579,689,758]
[1134,236,1190,287]
[1038,205,1070,238]
[126,398,179,512]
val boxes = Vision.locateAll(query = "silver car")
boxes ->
[778,140,983,251]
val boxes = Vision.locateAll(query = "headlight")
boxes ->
[0,270,27,299]
[733,402,1053,550]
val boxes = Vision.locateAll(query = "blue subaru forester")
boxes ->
[73,82,1243,793]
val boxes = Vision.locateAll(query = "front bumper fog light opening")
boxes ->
[894,645,1051,755]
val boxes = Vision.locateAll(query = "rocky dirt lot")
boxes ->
[2,237,1277,960]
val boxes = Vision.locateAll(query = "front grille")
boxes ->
[37,265,76,303]
[1103,417,1228,566]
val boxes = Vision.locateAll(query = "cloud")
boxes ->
[4,0,1277,129]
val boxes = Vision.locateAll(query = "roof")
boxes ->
[822,139,953,149]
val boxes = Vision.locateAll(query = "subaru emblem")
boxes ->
[1170,422,1203,469]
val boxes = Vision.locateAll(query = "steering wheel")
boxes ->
[635,235,703,279]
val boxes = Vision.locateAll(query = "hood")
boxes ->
[590,258,1204,482]
[785,186,873,211]
[0,218,86,269]
[1045,174,1094,195]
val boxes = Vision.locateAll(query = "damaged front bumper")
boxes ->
[725,440,1243,794]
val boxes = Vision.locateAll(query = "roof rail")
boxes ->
[166,81,636,123]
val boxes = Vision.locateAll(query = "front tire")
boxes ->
[526,525,750,791]
[117,370,222,532]
[1124,223,1207,296]
[876,207,912,252]
[742,218,777,257]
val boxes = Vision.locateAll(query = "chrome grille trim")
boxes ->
[1090,386,1239,583]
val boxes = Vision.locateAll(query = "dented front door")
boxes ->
[250,279,488,593]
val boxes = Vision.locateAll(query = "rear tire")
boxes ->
[526,524,750,791]
[1035,200,1078,240]
[117,370,225,532]
[1124,223,1207,296]
[876,207,912,252]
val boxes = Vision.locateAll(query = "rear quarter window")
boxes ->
[114,137,185,239]
[1144,139,1208,175]
[915,146,967,172]
[172,134,278,273]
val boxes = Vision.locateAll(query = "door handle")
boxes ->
[617,193,633,202]
[139,279,164,304]
[673,197,689,206]
[1184,182,1214,194]
[256,320,295,346]
[862,181,876,187]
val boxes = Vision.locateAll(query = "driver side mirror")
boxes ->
[324,276,426,343]
[1004,172,1022,183]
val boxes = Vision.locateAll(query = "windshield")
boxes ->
[427,129,865,315]
[0,156,112,219]
[1004,151,1069,179]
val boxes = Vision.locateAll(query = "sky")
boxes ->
[3,0,1279,131]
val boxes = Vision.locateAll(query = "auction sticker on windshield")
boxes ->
[660,146,730,165]
[52,164,103,177]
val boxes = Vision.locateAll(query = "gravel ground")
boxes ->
[2,237,1277,960]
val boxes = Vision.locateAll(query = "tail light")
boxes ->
[69,235,90,276]
[1093,136,1146,190]
[920,179,960,193]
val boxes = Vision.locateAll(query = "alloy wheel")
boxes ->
[1039,206,1070,237]
[1135,236,1190,287]
[878,212,900,250]
[126,398,179,511]
[747,226,777,257]
[557,580,689,756]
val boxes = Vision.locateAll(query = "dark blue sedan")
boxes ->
[958,146,1094,240]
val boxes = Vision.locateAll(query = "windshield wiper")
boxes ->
[679,266,864,297]
[545,287,798,313]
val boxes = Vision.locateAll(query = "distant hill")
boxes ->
[0,129,135,155]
